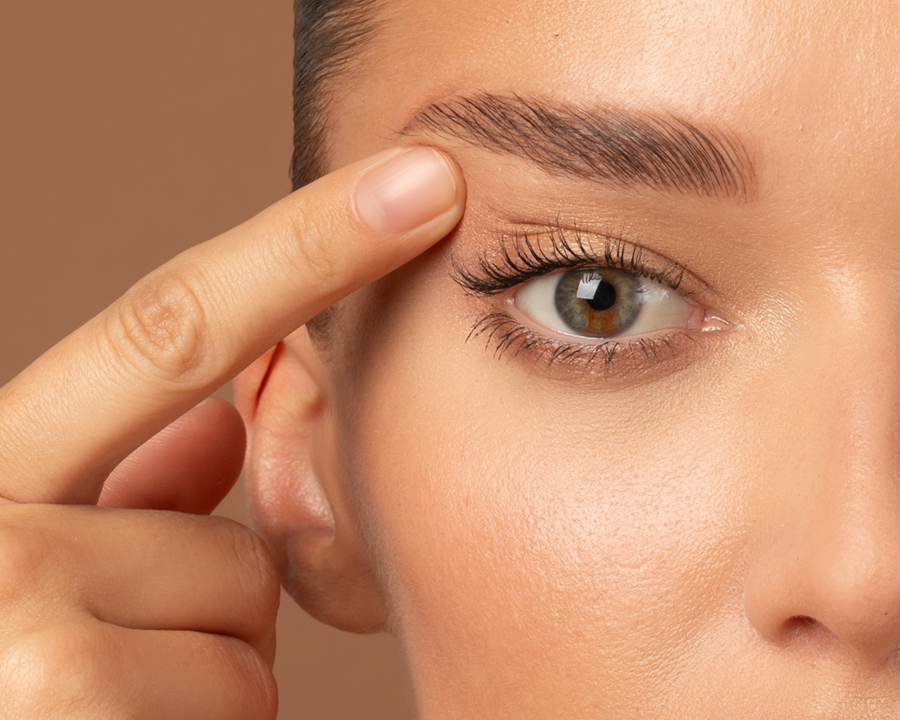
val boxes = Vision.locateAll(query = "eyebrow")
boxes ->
[400,92,757,201]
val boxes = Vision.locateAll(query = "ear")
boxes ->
[233,330,388,633]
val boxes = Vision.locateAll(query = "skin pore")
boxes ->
[238,0,900,717]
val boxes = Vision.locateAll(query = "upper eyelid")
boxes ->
[450,221,710,298]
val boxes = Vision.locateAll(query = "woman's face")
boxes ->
[274,0,900,716]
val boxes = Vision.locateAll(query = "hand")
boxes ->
[0,146,465,719]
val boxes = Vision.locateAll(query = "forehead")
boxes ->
[325,0,900,270]
[331,0,900,191]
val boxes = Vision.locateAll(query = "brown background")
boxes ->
[0,2,415,718]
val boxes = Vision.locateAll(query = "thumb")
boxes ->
[98,398,245,514]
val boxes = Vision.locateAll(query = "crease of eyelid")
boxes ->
[395,92,758,202]
[449,221,711,301]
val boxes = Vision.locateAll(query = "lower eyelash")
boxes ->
[453,222,720,376]
[468,312,699,374]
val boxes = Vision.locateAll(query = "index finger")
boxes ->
[0,146,465,503]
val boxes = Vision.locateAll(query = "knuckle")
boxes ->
[107,269,211,384]
[279,206,342,286]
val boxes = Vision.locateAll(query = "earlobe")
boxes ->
[233,330,389,633]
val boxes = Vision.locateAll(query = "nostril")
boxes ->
[784,615,821,636]
[788,615,816,626]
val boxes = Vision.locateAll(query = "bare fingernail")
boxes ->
[356,147,459,234]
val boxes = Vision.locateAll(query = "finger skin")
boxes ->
[98,398,245,514]
[0,622,277,720]
[0,504,280,656]
[0,147,465,503]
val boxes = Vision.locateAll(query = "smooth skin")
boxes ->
[235,0,900,718]
[0,146,465,718]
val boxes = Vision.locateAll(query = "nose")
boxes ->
[745,484,900,663]
[744,324,900,666]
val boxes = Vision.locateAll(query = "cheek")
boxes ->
[334,267,754,714]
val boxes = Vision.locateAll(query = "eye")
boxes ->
[514,267,699,340]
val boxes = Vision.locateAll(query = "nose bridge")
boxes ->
[745,273,900,663]
[817,273,900,497]
[806,299,900,597]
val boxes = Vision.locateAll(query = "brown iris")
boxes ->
[553,268,643,337]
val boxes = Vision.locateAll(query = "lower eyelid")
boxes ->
[452,226,730,377]
[466,310,712,383]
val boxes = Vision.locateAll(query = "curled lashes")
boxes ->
[451,222,690,297]
[450,222,710,375]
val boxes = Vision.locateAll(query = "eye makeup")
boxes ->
[452,222,729,378]
[453,221,695,297]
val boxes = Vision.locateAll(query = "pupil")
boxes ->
[587,279,616,311]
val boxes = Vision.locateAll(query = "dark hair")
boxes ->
[291,0,383,191]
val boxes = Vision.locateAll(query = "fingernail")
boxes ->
[356,147,458,234]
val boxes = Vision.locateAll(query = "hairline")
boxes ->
[292,0,386,191]
[292,0,387,344]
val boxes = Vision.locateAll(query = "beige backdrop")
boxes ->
[0,2,415,718]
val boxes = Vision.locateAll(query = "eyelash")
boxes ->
[452,223,710,374]
[453,222,690,296]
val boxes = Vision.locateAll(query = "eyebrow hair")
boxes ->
[400,92,756,201]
